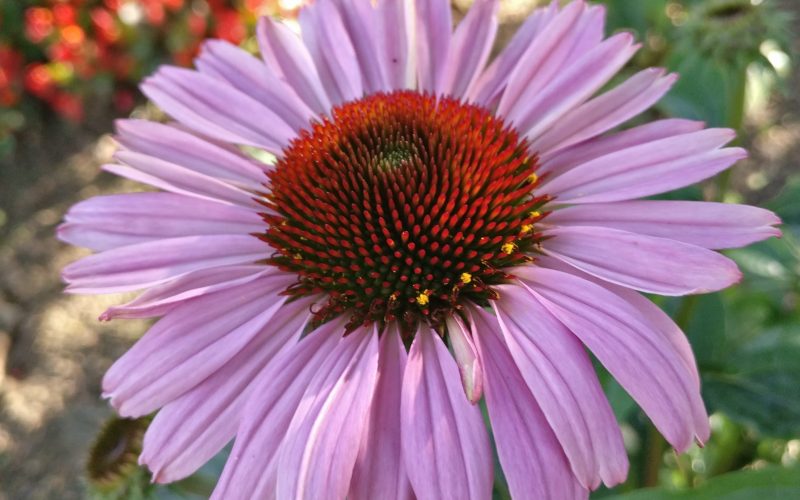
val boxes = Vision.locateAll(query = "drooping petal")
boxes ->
[414,0,452,93]
[115,119,267,186]
[141,67,295,152]
[102,272,294,416]
[471,307,588,500]
[276,326,379,500]
[490,290,628,488]
[441,0,499,98]
[350,325,412,500]
[194,40,315,132]
[533,68,677,155]
[542,129,746,203]
[58,192,262,252]
[515,267,710,450]
[401,327,493,500]
[547,200,781,249]
[99,265,266,320]
[140,296,313,483]
[542,225,742,295]
[445,313,484,404]
[539,118,704,177]
[256,17,331,113]
[298,0,363,105]
[106,151,261,208]
[62,234,267,294]
[537,255,700,389]
[212,319,344,500]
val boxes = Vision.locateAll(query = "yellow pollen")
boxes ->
[460,273,473,284]
[416,291,431,306]
[521,224,534,234]
[528,173,538,183]
[501,242,517,254]
[529,210,541,218]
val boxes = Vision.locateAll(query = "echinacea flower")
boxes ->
[59,0,781,498]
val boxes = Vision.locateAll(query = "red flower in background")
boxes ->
[213,8,247,44]
[23,63,54,98]
[51,90,84,122]
[52,4,78,27]
[0,46,23,106]
[25,8,54,43]
[4,0,306,124]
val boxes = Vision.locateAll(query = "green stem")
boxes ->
[715,65,749,200]
[643,425,667,487]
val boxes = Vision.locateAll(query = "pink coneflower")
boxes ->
[60,0,781,498]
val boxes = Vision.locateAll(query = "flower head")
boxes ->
[60,0,781,498]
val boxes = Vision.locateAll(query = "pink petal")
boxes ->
[211,318,345,500]
[298,0,363,105]
[116,119,267,186]
[471,307,588,500]
[563,4,606,61]
[543,225,742,295]
[542,129,745,203]
[140,296,313,483]
[415,0,452,93]
[62,234,267,294]
[58,192,262,252]
[62,235,269,293]
[106,151,260,208]
[276,326,379,500]
[533,68,677,155]
[510,33,638,139]
[331,0,389,93]
[141,67,295,152]
[256,17,331,113]
[103,273,293,416]
[442,0,499,98]
[515,266,711,450]
[401,326,493,500]
[547,200,781,250]
[99,265,266,320]
[469,2,558,106]
[490,290,628,488]
[377,0,413,89]
[196,40,314,132]
[537,255,700,389]
[496,1,585,118]
[445,313,484,404]
[350,325,412,500]
[540,118,704,177]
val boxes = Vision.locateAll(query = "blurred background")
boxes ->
[0,0,798,498]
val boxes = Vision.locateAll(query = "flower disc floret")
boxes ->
[263,91,548,331]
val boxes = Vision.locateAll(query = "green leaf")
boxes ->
[681,294,727,368]
[766,177,800,224]
[659,52,742,127]
[604,465,800,499]
[703,323,800,437]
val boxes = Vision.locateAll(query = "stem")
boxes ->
[715,65,748,200]
[643,425,666,487]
